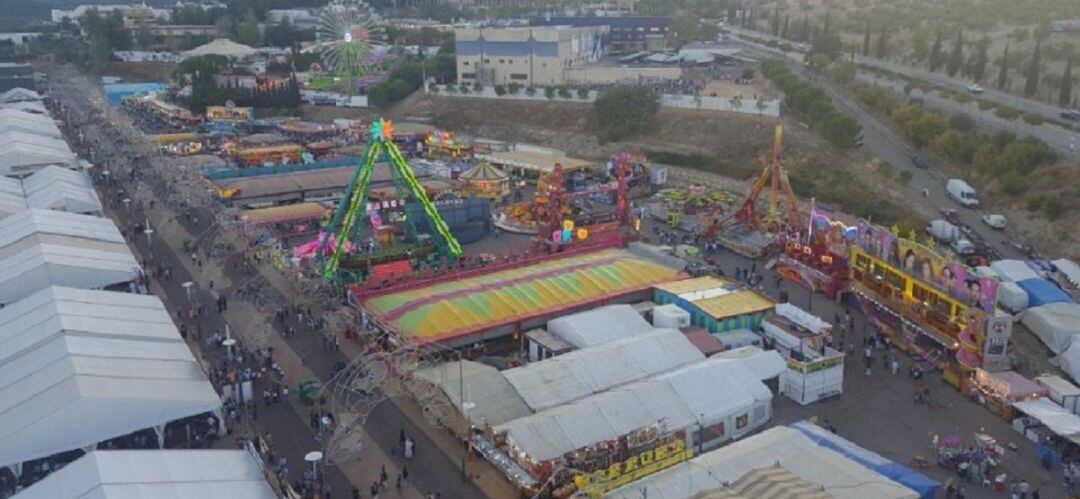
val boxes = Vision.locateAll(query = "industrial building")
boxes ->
[455,25,608,86]
[528,16,670,52]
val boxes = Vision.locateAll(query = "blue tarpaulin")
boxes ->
[1017,278,1073,307]
[790,421,940,499]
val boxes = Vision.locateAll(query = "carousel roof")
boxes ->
[460,162,507,182]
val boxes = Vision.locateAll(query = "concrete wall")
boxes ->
[563,66,682,85]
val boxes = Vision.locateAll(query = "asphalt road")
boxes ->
[727,38,1030,262]
[722,25,1080,162]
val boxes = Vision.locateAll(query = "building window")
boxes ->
[498,59,505,64]
[736,414,748,429]
[510,73,528,80]
[484,59,490,63]
[650,27,660,32]
[463,61,469,66]
[461,72,476,79]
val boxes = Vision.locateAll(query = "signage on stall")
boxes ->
[573,439,692,496]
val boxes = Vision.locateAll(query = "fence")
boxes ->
[427,86,781,117]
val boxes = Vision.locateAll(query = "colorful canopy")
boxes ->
[242,202,328,225]
[460,162,508,182]
[364,248,682,344]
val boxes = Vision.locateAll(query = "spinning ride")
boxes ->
[711,124,800,234]
[317,119,462,283]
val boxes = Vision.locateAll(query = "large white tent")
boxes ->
[0,209,138,305]
[0,100,48,115]
[605,426,918,499]
[182,38,258,60]
[546,304,656,348]
[16,450,276,499]
[0,87,41,103]
[0,166,102,220]
[0,139,77,177]
[0,287,220,466]
[1022,302,1080,354]
[502,328,704,412]
[21,165,102,214]
[495,358,772,463]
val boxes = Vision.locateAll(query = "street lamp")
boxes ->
[182,281,194,303]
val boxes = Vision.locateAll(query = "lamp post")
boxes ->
[304,450,324,492]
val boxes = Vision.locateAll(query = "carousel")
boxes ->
[459,162,509,201]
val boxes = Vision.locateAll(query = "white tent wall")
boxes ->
[1021,303,1080,354]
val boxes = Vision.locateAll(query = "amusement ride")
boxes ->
[304,0,384,95]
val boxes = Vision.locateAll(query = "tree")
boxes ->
[781,15,790,39]
[771,9,780,36]
[968,37,990,82]
[508,82,522,95]
[821,111,862,148]
[798,14,809,42]
[875,28,889,59]
[808,52,832,70]
[830,61,857,85]
[135,25,154,50]
[756,97,768,115]
[558,86,572,99]
[494,84,506,96]
[929,32,944,71]
[577,87,589,99]
[214,15,235,39]
[236,10,261,46]
[1025,38,1042,97]
[1060,58,1073,107]
[946,30,964,77]
[544,86,555,99]
[997,43,1010,90]
[593,87,660,142]
[822,10,831,36]
[862,20,871,56]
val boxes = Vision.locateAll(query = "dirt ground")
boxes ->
[375,94,935,226]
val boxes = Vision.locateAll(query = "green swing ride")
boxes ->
[316,119,462,283]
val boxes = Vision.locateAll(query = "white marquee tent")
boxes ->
[0,287,220,467]
[16,450,276,499]
[606,426,918,499]
[502,328,704,412]
[22,165,102,214]
[0,87,41,103]
[0,209,138,305]
[546,304,656,349]
[495,358,772,463]
[182,38,258,60]
[0,115,62,139]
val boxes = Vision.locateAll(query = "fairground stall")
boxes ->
[653,276,775,333]
[761,303,845,405]
[847,220,1014,383]
[153,133,204,155]
[968,369,1048,420]
[241,202,328,245]
[234,144,304,167]
[775,202,853,298]
[276,119,336,141]
[424,130,471,160]
[205,104,253,134]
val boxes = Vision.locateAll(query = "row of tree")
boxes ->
[760,60,862,149]
[177,55,301,113]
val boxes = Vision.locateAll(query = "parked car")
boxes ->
[940,208,963,226]
[911,155,929,169]
[966,84,985,94]
[946,178,980,208]
[982,214,1007,229]
[1060,110,1080,122]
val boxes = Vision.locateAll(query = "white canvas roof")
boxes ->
[0,116,62,139]
[1054,259,1080,288]
[22,165,102,214]
[413,360,532,428]
[710,346,787,380]
[0,100,48,115]
[503,328,704,412]
[990,259,1041,282]
[0,209,136,305]
[1021,302,1080,354]
[16,450,276,499]
[495,358,771,462]
[0,87,41,103]
[1013,398,1080,445]
[0,129,70,151]
[547,304,655,348]
[0,108,56,128]
[0,140,77,176]
[606,426,918,499]
[183,38,258,59]
[0,176,23,218]
[0,287,220,466]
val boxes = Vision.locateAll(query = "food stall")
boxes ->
[969,369,1049,420]
[762,304,845,405]
[235,144,304,166]
[154,133,204,155]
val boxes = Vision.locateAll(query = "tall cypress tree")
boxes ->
[929,32,944,71]
[823,10,831,36]
[799,14,809,42]
[997,42,1010,89]
[1060,58,1073,107]
[1025,38,1042,97]
[771,8,780,36]
[946,29,964,77]
[969,37,990,82]
[876,27,889,59]
[862,20,872,56]
[782,15,790,39]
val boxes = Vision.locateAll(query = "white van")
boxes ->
[946,179,980,208]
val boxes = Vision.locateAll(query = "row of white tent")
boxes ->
[0,165,103,218]
[0,106,78,178]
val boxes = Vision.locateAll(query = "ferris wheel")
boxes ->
[305,0,383,93]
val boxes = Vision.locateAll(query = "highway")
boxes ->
[727,35,1032,261]
[722,24,1080,162]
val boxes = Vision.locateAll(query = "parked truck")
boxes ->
[946,179,980,208]
[926,220,961,242]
